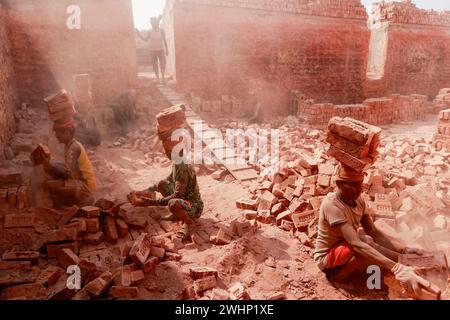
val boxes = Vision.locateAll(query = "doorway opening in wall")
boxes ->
[132,0,171,82]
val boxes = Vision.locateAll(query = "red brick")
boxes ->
[4,213,35,228]
[2,251,40,264]
[46,242,79,258]
[326,131,370,158]
[229,282,250,300]
[271,203,285,216]
[130,270,145,285]
[289,199,309,213]
[115,218,129,238]
[104,216,119,243]
[189,267,218,280]
[292,210,316,229]
[327,145,374,172]
[58,248,80,269]
[129,233,152,266]
[243,209,257,220]
[79,206,100,218]
[257,210,272,224]
[280,220,294,231]
[150,246,165,260]
[0,261,31,270]
[143,257,159,273]
[235,198,259,210]
[328,117,381,146]
[36,266,63,287]
[276,210,292,225]
[86,218,100,233]
[215,227,234,245]
[83,232,105,245]
[85,271,113,298]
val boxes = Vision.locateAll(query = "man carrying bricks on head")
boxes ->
[136,15,168,84]
[127,139,204,241]
[35,119,97,207]
[314,163,433,298]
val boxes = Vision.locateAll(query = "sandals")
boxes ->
[176,223,190,241]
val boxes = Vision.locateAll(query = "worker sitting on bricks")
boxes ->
[127,138,204,241]
[33,119,97,207]
[314,163,433,298]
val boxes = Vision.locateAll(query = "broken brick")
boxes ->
[271,203,285,216]
[164,252,181,261]
[235,198,259,210]
[85,271,113,298]
[46,242,79,258]
[58,248,80,269]
[215,227,233,245]
[189,267,218,280]
[229,282,250,300]
[129,233,152,266]
[291,210,316,229]
[243,210,257,220]
[193,275,217,294]
[276,210,292,225]
[281,220,295,231]
[0,283,47,300]
[257,210,272,224]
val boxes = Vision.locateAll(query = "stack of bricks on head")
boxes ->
[155,104,187,152]
[44,90,76,124]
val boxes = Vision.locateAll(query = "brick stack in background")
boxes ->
[304,94,429,126]
[432,89,450,113]
[369,0,450,27]
[326,117,382,172]
[434,109,450,151]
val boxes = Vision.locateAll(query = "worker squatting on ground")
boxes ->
[41,119,97,207]
[110,89,138,137]
[314,163,432,298]
[135,16,168,84]
[127,140,204,241]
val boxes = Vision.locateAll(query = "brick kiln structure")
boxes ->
[364,0,450,99]
[163,0,370,115]
[1,0,137,107]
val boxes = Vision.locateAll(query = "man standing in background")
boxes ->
[136,15,169,84]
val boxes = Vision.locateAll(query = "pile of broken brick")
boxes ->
[0,199,187,300]
[434,109,450,152]
[234,116,450,264]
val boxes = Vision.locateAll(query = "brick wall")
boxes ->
[365,1,450,99]
[166,0,369,116]
[3,0,137,107]
[0,6,18,159]
[303,94,429,126]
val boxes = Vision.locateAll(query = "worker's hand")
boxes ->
[403,247,425,255]
[392,263,430,298]
[127,192,143,207]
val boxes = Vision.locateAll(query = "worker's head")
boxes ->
[334,164,365,201]
[53,119,76,144]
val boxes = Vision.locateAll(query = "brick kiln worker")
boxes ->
[127,139,204,241]
[41,119,97,207]
[136,16,168,84]
[314,163,433,298]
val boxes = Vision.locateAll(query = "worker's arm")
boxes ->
[360,214,405,254]
[339,221,397,270]
[43,161,70,180]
